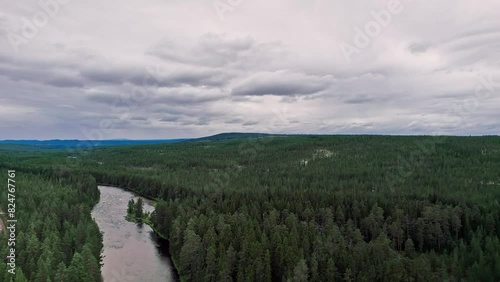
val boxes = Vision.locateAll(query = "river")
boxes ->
[91,185,179,282]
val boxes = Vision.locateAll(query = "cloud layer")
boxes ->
[0,0,499,139]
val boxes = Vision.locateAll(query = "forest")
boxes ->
[0,171,102,281]
[0,135,500,281]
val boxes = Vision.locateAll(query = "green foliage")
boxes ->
[1,135,500,281]
[135,198,144,220]
[126,198,146,223]
[0,172,102,281]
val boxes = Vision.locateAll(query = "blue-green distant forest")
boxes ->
[1,134,500,281]
[0,138,188,149]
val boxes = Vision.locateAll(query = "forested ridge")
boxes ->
[1,135,500,281]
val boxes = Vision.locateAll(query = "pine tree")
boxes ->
[66,252,88,281]
[263,249,272,282]
[179,229,204,281]
[135,198,144,220]
[53,263,67,282]
[405,238,416,259]
[344,268,353,282]
[82,245,100,281]
[326,258,337,281]
[204,245,217,282]
[310,254,319,282]
[127,199,135,215]
[15,269,28,282]
[292,259,309,282]
[35,256,52,282]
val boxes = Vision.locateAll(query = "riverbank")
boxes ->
[123,194,186,282]
[93,185,179,281]
[96,182,159,202]
[142,220,186,282]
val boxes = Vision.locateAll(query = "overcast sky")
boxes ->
[1,0,499,139]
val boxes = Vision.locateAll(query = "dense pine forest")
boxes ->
[1,135,500,281]
[0,171,102,281]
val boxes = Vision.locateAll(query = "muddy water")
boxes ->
[91,186,178,282]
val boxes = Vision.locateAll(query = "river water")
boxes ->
[91,185,178,282]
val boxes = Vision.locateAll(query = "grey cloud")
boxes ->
[445,32,500,54]
[1,52,229,91]
[154,88,226,106]
[231,71,333,97]
[179,117,211,126]
[408,43,429,54]
[80,117,132,130]
[44,76,85,88]
[225,118,244,124]
[86,92,121,104]
[152,105,224,119]
[1,1,500,139]
[343,94,391,105]
[122,66,231,88]
[195,117,211,126]
[426,21,500,67]
[80,67,133,85]
[159,116,180,122]
[130,116,148,121]
[0,14,10,35]
[86,86,226,109]
[446,22,500,46]
[147,34,252,67]
[147,33,287,69]
[155,69,231,88]
[0,59,56,83]
[0,55,85,88]
[242,121,259,126]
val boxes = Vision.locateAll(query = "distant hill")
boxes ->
[0,133,289,150]
[0,143,64,152]
[0,139,188,149]
[189,132,287,142]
